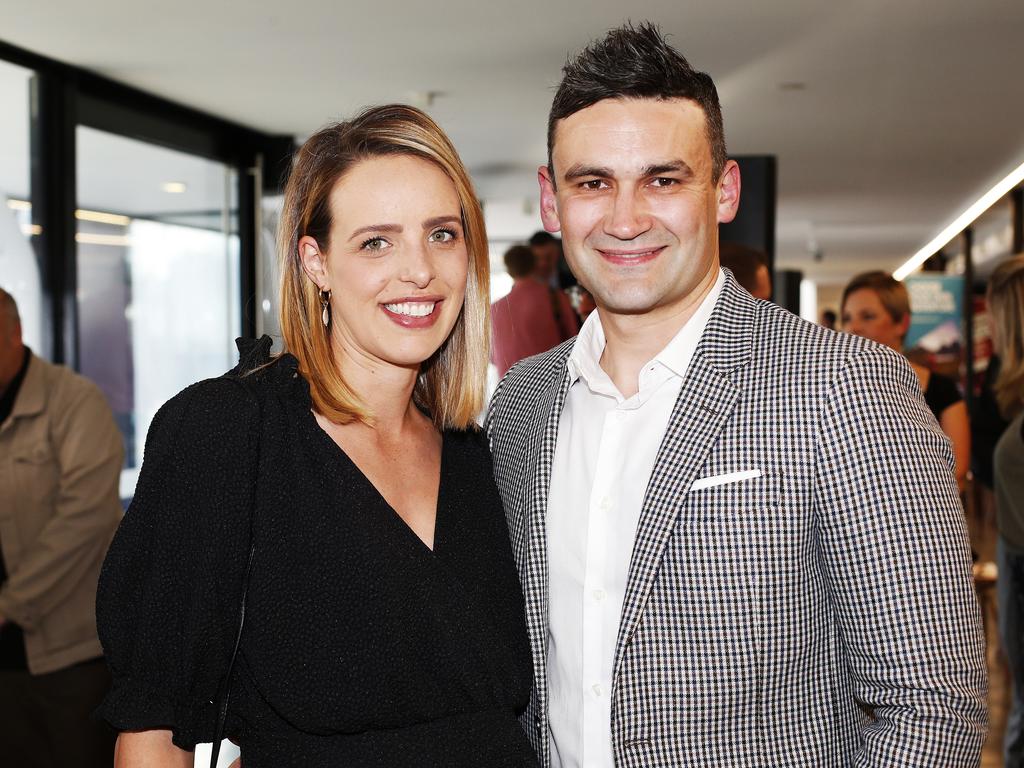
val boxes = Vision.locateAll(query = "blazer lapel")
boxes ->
[612,276,755,678]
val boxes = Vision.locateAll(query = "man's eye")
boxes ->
[360,237,389,252]
[580,179,606,190]
[429,228,456,243]
[651,177,678,187]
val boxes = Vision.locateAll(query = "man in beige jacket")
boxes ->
[0,287,122,768]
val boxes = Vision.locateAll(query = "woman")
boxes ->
[841,271,970,486]
[96,105,535,767]
[989,254,1024,767]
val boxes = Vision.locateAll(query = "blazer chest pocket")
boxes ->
[684,472,783,521]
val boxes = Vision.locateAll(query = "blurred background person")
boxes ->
[492,244,576,376]
[0,287,122,768]
[719,241,772,300]
[842,270,970,488]
[988,254,1024,768]
[528,230,580,334]
[820,308,838,330]
[566,284,597,323]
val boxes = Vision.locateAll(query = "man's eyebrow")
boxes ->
[562,164,614,182]
[641,161,694,178]
[348,223,402,240]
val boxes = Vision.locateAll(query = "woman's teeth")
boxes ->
[384,301,436,317]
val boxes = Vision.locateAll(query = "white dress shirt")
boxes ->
[546,269,725,768]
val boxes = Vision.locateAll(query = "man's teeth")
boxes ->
[384,301,436,317]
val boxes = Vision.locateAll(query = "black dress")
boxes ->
[96,338,535,767]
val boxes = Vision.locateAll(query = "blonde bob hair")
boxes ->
[987,254,1024,418]
[278,104,490,429]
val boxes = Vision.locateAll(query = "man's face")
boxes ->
[531,242,560,280]
[751,264,772,301]
[0,314,25,390]
[539,98,739,321]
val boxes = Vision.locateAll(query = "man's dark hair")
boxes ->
[503,245,536,279]
[528,231,558,248]
[547,21,727,182]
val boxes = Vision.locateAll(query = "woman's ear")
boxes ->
[298,236,328,290]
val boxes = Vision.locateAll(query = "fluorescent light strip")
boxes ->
[894,159,1024,281]
[76,209,131,226]
[8,199,133,228]
[76,233,131,247]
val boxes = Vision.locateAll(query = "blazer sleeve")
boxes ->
[95,377,258,750]
[813,346,987,765]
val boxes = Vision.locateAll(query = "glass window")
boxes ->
[76,126,240,501]
[0,60,45,354]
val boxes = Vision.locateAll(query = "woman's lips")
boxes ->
[597,246,664,266]
[380,299,443,328]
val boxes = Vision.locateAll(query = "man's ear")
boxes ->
[298,236,328,290]
[716,159,741,225]
[538,165,562,233]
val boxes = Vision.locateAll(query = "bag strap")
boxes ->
[209,375,261,768]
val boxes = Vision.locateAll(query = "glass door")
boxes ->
[76,126,240,502]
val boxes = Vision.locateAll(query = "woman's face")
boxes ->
[841,288,908,351]
[302,154,469,372]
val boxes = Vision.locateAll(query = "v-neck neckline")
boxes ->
[309,412,448,556]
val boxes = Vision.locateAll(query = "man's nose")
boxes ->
[604,187,652,241]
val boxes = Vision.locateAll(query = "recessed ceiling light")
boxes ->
[161,181,187,194]
[779,82,807,91]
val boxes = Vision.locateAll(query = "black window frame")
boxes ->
[0,38,294,367]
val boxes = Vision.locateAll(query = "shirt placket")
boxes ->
[581,404,622,764]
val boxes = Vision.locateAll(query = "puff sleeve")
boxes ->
[96,377,259,750]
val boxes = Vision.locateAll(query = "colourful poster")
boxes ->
[904,275,964,369]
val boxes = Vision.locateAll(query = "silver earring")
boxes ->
[319,288,331,328]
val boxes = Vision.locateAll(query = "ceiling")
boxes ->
[2,0,1023,284]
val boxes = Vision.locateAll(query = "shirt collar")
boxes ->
[567,268,725,397]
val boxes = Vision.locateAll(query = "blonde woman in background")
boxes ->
[841,270,971,487]
[988,254,1024,768]
[96,105,534,768]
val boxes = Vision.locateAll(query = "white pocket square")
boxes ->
[690,469,763,491]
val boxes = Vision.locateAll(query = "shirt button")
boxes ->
[592,588,606,602]
[598,497,611,511]
[592,684,603,697]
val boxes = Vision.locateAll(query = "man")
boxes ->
[528,231,580,339]
[719,241,772,300]
[486,23,986,767]
[528,230,564,289]
[0,287,122,768]
[493,244,579,376]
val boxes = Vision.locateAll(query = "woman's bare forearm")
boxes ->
[115,730,193,768]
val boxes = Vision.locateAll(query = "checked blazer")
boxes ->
[485,272,987,767]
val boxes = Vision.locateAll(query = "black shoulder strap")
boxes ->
[210,375,261,768]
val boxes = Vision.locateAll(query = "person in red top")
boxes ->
[491,245,578,376]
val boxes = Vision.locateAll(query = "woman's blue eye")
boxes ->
[430,228,456,243]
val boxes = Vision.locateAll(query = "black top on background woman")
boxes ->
[96,105,534,767]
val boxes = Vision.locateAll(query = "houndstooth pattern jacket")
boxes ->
[485,272,987,767]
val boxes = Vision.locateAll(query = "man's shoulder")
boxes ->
[751,300,898,374]
[499,338,574,395]
[32,354,109,409]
